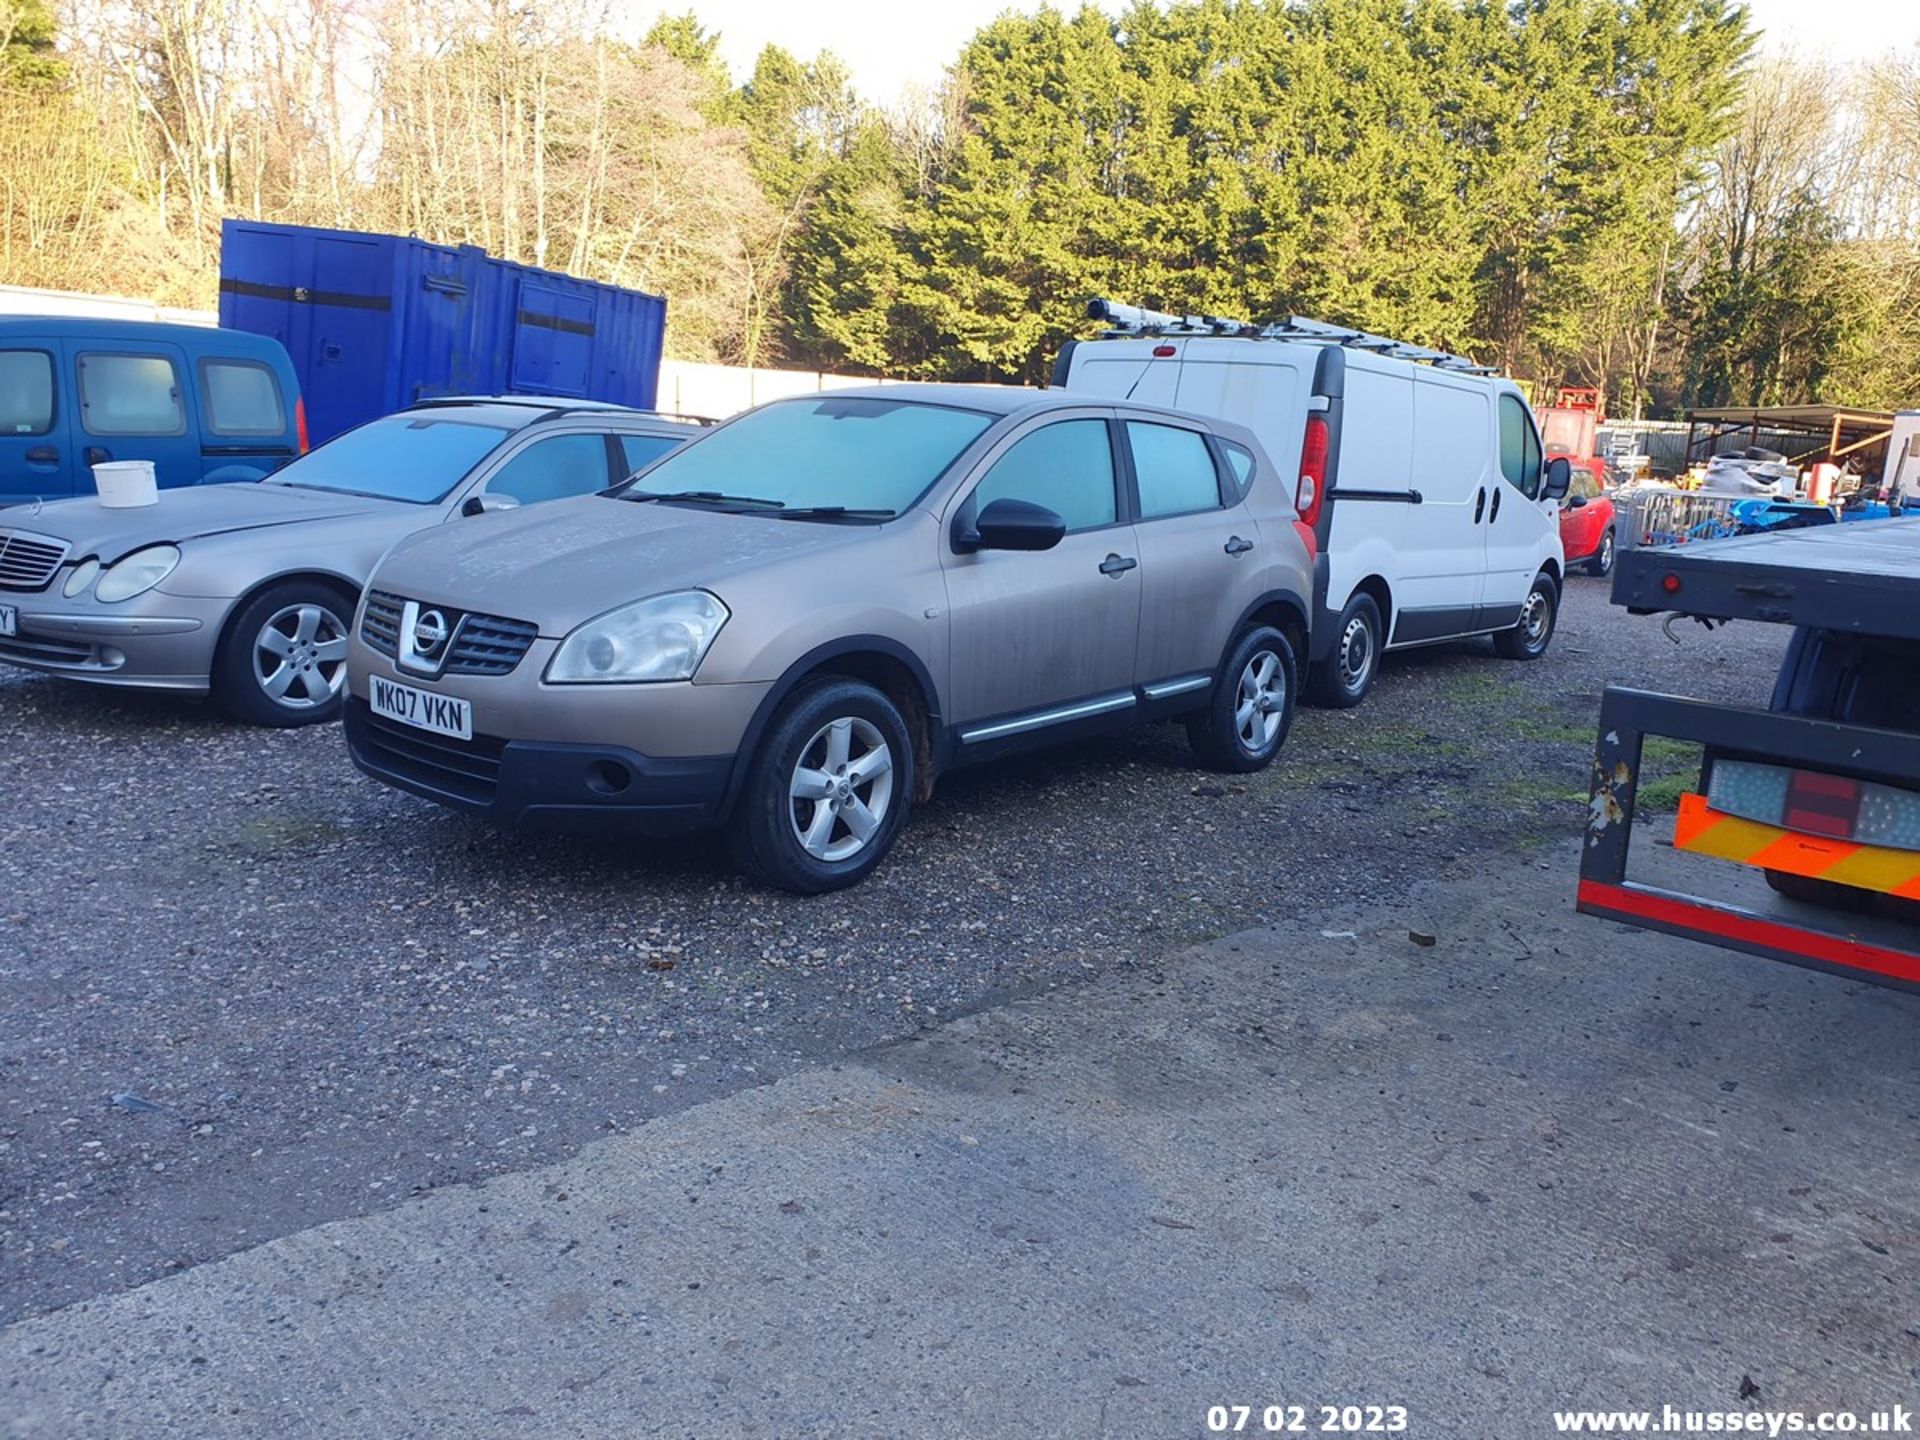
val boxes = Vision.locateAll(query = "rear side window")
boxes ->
[619,432,681,475]
[484,433,613,506]
[971,420,1116,532]
[0,350,53,435]
[79,354,185,436]
[199,359,286,436]
[1220,440,1257,497]
[1127,422,1222,517]
[1499,394,1542,498]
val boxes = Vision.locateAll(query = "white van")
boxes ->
[1054,303,1572,706]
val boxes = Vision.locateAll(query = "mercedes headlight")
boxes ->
[546,590,728,684]
[94,545,181,603]
[63,558,100,597]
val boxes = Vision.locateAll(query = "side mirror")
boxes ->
[965,498,1067,553]
[462,493,522,518]
[1567,494,1587,509]
[1542,457,1573,501]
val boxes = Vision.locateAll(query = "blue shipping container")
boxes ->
[217,220,667,444]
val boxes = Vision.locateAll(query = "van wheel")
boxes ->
[1188,625,1296,773]
[1307,595,1381,708]
[1493,574,1558,660]
[728,678,914,894]
[1586,529,1615,576]
[212,579,355,727]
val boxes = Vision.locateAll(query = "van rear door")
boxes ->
[1173,360,1306,503]
[0,336,73,506]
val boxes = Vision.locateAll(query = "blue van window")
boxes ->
[200,359,286,436]
[79,354,185,436]
[0,351,53,436]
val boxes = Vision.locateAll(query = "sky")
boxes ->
[665,0,1920,107]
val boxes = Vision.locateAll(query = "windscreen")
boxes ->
[266,415,509,504]
[618,396,995,516]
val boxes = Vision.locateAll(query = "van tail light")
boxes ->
[295,396,310,454]
[1297,415,1329,528]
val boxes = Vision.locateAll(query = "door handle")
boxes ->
[1224,535,1254,556]
[1490,489,1503,522]
[1473,487,1486,523]
[24,447,57,465]
[84,446,110,466]
[1098,553,1138,577]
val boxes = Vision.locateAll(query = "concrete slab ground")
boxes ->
[3,843,1916,1440]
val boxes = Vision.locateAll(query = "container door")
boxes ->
[220,223,394,444]
[0,337,74,505]
[301,233,396,441]
[70,337,203,491]
[509,282,595,398]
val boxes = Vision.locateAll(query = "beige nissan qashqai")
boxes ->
[346,385,1315,892]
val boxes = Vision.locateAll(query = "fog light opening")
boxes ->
[585,759,633,796]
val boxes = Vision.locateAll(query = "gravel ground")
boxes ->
[0,575,1789,1325]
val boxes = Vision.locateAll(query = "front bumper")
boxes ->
[0,595,227,692]
[345,699,737,834]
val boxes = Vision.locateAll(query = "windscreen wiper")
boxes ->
[625,490,786,509]
[777,506,897,522]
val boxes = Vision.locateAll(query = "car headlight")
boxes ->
[546,590,729,684]
[63,558,100,598]
[94,545,181,603]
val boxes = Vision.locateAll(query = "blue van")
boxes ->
[0,318,306,507]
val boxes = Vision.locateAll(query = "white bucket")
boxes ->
[93,459,159,508]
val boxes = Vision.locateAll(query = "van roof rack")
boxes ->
[1084,298,1499,376]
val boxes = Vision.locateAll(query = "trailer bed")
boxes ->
[1584,515,1920,993]
[1613,517,1920,639]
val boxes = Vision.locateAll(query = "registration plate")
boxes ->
[369,674,472,741]
[0,604,14,638]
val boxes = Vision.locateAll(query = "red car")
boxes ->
[1558,467,1617,575]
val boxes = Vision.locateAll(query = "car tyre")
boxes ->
[1585,528,1615,577]
[1306,594,1381,708]
[1493,574,1558,660]
[212,579,356,727]
[1188,625,1297,773]
[728,678,915,894]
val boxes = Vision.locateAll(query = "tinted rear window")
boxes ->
[0,350,53,436]
[201,359,287,436]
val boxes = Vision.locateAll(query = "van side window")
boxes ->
[79,354,185,436]
[0,351,53,435]
[970,420,1116,533]
[1499,394,1542,498]
[200,360,286,436]
[1219,440,1257,497]
[1127,421,1223,518]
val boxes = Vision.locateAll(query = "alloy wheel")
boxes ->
[788,716,895,863]
[253,603,348,711]
[1235,648,1287,752]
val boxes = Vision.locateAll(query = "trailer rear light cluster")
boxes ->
[1707,759,1920,852]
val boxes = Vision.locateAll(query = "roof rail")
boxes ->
[1085,298,1499,376]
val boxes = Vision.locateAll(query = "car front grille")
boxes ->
[360,590,540,676]
[0,531,70,592]
[355,702,506,805]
